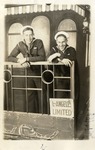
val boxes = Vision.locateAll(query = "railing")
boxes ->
[4,61,74,114]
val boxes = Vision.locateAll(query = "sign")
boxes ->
[50,98,74,118]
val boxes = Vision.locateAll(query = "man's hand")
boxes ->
[61,58,72,67]
[17,58,26,64]
[21,62,30,68]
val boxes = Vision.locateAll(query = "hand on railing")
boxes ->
[17,58,30,67]
[21,62,30,68]
[59,58,72,67]
[17,58,26,64]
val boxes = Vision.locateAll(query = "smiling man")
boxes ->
[7,26,46,113]
[47,31,76,66]
[47,31,80,126]
[7,25,46,65]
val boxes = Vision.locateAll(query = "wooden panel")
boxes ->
[4,111,74,140]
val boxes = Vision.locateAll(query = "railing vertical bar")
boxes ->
[47,84,49,114]
[46,64,50,114]
[11,65,14,111]
[53,64,55,98]
[70,62,75,99]
[6,83,9,110]
[25,67,28,112]
[41,65,43,114]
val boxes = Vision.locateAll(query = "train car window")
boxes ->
[58,19,77,49]
[31,16,50,56]
[8,23,23,59]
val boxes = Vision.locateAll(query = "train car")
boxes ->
[4,4,90,140]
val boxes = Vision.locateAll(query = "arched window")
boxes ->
[58,19,77,49]
[8,23,23,57]
[31,16,50,56]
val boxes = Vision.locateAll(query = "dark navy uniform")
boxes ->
[48,44,80,120]
[50,45,76,61]
[7,39,46,113]
[7,39,45,62]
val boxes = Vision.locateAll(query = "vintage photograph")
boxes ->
[3,3,90,140]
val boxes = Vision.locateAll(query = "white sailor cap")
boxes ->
[21,25,34,35]
[54,31,69,40]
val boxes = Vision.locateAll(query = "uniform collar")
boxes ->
[22,38,36,49]
[23,38,36,45]
[56,44,70,52]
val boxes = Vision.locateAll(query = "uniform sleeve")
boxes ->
[47,47,59,63]
[28,40,46,62]
[7,44,20,62]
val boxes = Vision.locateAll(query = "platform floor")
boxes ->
[4,111,74,140]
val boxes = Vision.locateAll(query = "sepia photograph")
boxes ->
[1,0,95,149]
[3,2,91,141]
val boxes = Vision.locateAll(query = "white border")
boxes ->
[0,0,95,150]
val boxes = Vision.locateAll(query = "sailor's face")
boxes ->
[23,30,34,44]
[56,36,67,51]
